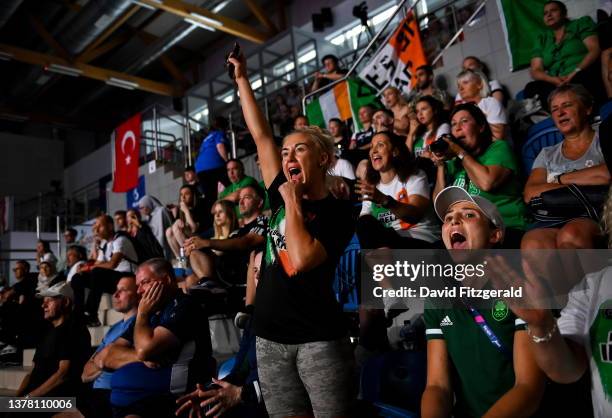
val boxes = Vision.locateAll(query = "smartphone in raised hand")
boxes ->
[226,42,241,80]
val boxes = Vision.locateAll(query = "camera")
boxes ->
[428,133,456,154]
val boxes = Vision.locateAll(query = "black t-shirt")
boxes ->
[218,216,268,284]
[12,276,37,301]
[353,126,375,148]
[255,172,355,344]
[27,317,91,397]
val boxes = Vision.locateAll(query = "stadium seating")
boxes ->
[521,117,564,175]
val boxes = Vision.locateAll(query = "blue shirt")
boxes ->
[110,292,213,407]
[194,130,227,172]
[93,315,136,390]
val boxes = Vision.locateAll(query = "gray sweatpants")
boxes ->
[256,337,355,418]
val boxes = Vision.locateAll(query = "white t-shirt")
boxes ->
[329,158,356,180]
[558,267,612,418]
[359,170,440,243]
[97,235,137,273]
[477,97,507,125]
[66,261,85,283]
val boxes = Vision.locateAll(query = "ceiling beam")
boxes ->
[0,43,182,97]
[79,5,141,58]
[135,32,191,88]
[27,14,73,62]
[77,32,132,63]
[138,0,269,44]
[242,0,278,34]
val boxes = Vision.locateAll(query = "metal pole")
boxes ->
[228,113,237,158]
[301,0,415,114]
[36,216,40,239]
[432,0,488,66]
[56,216,61,258]
[184,97,192,167]
[153,106,159,161]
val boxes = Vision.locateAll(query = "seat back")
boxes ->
[521,118,563,175]
[334,234,361,312]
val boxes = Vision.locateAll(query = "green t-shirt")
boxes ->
[219,176,258,199]
[532,16,597,77]
[447,140,527,230]
[425,301,526,418]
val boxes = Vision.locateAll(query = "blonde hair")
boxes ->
[285,126,335,172]
[457,69,491,98]
[212,200,238,240]
[602,184,612,248]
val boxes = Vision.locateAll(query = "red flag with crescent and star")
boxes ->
[112,113,141,192]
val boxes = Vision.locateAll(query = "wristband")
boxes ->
[457,151,466,160]
[556,174,563,185]
[527,320,558,343]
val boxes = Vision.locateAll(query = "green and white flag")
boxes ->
[496,0,548,71]
[306,78,380,131]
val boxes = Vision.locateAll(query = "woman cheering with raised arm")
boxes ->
[228,50,356,417]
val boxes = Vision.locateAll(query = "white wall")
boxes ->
[63,142,112,197]
[0,133,64,196]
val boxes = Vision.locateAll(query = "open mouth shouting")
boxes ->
[449,231,468,249]
[287,165,303,183]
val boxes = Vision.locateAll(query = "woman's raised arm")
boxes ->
[228,54,281,188]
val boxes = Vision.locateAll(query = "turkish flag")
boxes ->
[112,113,141,192]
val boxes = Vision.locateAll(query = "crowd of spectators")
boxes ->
[0,1,610,417]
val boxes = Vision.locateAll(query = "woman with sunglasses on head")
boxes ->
[227,50,356,417]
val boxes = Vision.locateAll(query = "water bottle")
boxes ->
[179,247,187,269]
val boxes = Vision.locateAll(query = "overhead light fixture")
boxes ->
[0,51,13,61]
[106,77,139,90]
[189,12,222,27]
[47,63,83,77]
[212,0,231,13]
[184,18,216,32]
[132,1,156,10]
[0,112,28,122]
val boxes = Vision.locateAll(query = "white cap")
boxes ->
[37,281,74,301]
[434,186,505,239]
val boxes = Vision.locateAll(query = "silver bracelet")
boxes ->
[527,320,558,343]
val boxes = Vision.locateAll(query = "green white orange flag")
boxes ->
[359,10,428,96]
[496,0,549,71]
[305,78,379,131]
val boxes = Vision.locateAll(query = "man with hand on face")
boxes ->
[421,186,545,418]
[95,259,213,418]
[81,275,139,418]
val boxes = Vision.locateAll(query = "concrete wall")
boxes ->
[0,133,64,196]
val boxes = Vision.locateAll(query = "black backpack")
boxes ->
[115,229,163,265]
